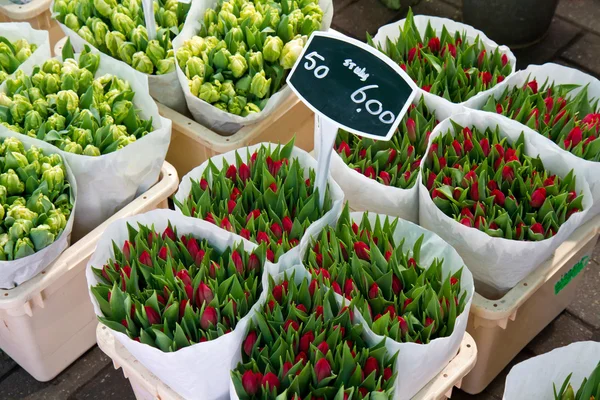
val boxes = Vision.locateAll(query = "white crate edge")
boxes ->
[470,212,600,328]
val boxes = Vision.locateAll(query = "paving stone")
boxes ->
[332,0,459,40]
[332,0,359,15]
[592,236,600,265]
[412,0,460,20]
[567,256,600,329]
[0,346,110,400]
[484,348,536,399]
[557,0,600,36]
[561,33,600,78]
[440,0,461,8]
[0,351,17,381]
[450,389,500,399]
[332,0,405,39]
[73,365,136,400]
[527,312,595,356]
[513,18,581,69]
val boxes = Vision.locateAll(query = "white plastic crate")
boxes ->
[462,214,600,394]
[96,323,477,400]
[0,162,179,382]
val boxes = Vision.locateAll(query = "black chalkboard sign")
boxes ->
[287,32,417,141]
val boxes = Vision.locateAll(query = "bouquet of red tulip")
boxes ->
[174,140,342,263]
[335,96,437,189]
[553,362,600,400]
[482,78,600,161]
[367,9,513,103]
[303,206,467,344]
[90,221,267,350]
[503,342,600,400]
[422,122,584,241]
[231,269,398,399]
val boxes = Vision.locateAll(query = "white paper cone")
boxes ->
[86,209,280,400]
[171,0,334,134]
[0,23,52,83]
[503,341,600,400]
[462,63,600,221]
[372,15,517,110]
[418,110,593,293]
[295,211,474,400]
[174,142,345,272]
[315,93,465,223]
[0,131,77,289]
[0,48,171,239]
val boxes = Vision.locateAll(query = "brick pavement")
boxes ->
[0,0,599,398]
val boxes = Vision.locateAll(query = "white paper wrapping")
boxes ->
[0,130,77,289]
[49,0,205,113]
[462,63,600,221]
[0,48,172,239]
[174,142,344,271]
[503,341,600,400]
[86,209,279,400]
[171,0,334,134]
[372,14,516,110]
[0,23,52,82]
[315,93,465,223]
[294,211,474,400]
[418,110,593,293]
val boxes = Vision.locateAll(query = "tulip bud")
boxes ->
[261,372,280,391]
[530,223,544,235]
[526,80,538,93]
[243,330,257,356]
[530,187,547,208]
[227,54,247,79]
[263,36,284,62]
[241,370,262,396]
[364,357,379,377]
[145,306,161,325]
[280,216,293,234]
[406,117,416,142]
[200,306,218,330]
[470,182,479,201]
[427,37,440,53]
[132,51,154,74]
[250,70,271,99]
[299,331,314,352]
[566,127,583,146]
[354,241,370,261]
[158,246,168,260]
[256,231,269,244]
[315,358,332,382]
[502,165,514,182]
[477,49,486,67]
[232,250,244,274]
[491,189,505,206]
[368,282,379,299]
[280,37,305,69]
[196,282,214,307]
[283,319,299,332]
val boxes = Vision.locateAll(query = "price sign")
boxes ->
[287,31,417,141]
